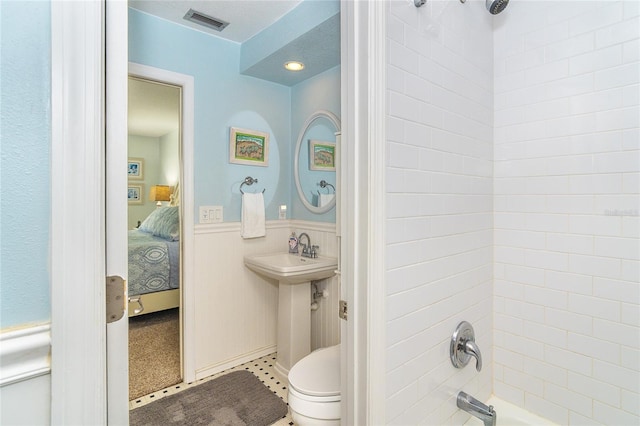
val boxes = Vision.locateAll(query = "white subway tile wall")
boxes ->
[386,0,639,424]
[386,0,494,424]
[494,1,639,425]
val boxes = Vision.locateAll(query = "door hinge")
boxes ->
[106,276,126,323]
[339,300,348,320]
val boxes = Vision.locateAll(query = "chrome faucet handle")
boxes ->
[311,245,319,258]
[300,243,313,258]
[450,321,483,372]
[464,340,482,372]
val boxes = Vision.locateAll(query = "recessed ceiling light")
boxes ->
[284,61,305,71]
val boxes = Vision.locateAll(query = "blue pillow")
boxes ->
[139,206,180,241]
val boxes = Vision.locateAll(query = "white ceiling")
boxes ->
[128,0,302,43]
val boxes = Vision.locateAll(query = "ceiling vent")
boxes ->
[183,9,229,32]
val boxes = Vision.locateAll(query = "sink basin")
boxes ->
[244,252,337,284]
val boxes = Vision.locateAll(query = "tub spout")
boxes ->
[457,391,496,426]
[464,340,482,372]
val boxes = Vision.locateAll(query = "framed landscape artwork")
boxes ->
[309,140,336,171]
[229,127,269,167]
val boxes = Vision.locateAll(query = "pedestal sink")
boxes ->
[244,253,337,378]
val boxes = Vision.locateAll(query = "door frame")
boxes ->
[50,1,384,424]
[128,62,196,384]
[340,1,386,424]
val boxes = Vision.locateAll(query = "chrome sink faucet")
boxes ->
[457,392,496,426]
[298,233,313,258]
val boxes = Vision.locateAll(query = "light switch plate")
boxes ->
[199,206,223,224]
[210,206,223,223]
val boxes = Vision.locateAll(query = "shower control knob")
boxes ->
[450,321,483,372]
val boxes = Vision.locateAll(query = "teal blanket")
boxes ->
[128,230,179,296]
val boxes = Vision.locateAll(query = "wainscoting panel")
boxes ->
[0,324,51,425]
[0,374,51,425]
[193,220,340,379]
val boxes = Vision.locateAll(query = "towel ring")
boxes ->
[239,176,265,194]
[317,180,335,195]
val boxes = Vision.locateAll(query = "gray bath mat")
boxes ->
[129,370,288,426]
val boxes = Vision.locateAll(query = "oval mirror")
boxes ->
[294,110,341,214]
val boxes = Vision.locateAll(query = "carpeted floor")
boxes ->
[129,370,289,426]
[129,308,181,400]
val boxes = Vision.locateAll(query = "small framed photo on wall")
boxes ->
[127,183,144,204]
[309,140,336,171]
[128,158,144,180]
[229,127,269,167]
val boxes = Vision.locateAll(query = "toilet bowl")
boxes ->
[288,344,340,425]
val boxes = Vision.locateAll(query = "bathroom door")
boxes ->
[105,1,130,424]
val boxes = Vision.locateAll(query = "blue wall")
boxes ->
[0,1,52,328]
[130,9,292,222]
[129,7,340,223]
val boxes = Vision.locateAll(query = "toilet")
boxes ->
[287,344,341,425]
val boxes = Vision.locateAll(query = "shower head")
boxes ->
[486,0,509,14]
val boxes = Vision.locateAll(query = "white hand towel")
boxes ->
[319,193,335,207]
[241,192,266,239]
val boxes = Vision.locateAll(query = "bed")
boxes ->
[128,205,180,317]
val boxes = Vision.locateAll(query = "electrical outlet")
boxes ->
[199,207,209,223]
[279,205,287,220]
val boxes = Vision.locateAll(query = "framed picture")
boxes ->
[128,158,144,180]
[309,140,336,171]
[127,183,144,204]
[229,127,269,167]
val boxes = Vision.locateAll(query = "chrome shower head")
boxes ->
[486,0,509,14]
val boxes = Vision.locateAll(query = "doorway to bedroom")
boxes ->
[127,76,183,401]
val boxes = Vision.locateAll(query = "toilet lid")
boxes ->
[289,344,340,397]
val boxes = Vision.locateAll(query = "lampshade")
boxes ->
[149,185,171,205]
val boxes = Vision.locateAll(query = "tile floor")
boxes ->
[129,353,293,425]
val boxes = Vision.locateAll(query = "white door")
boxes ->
[105,1,130,424]
[50,1,127,424]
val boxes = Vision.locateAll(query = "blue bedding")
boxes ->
[128,229,179,296]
